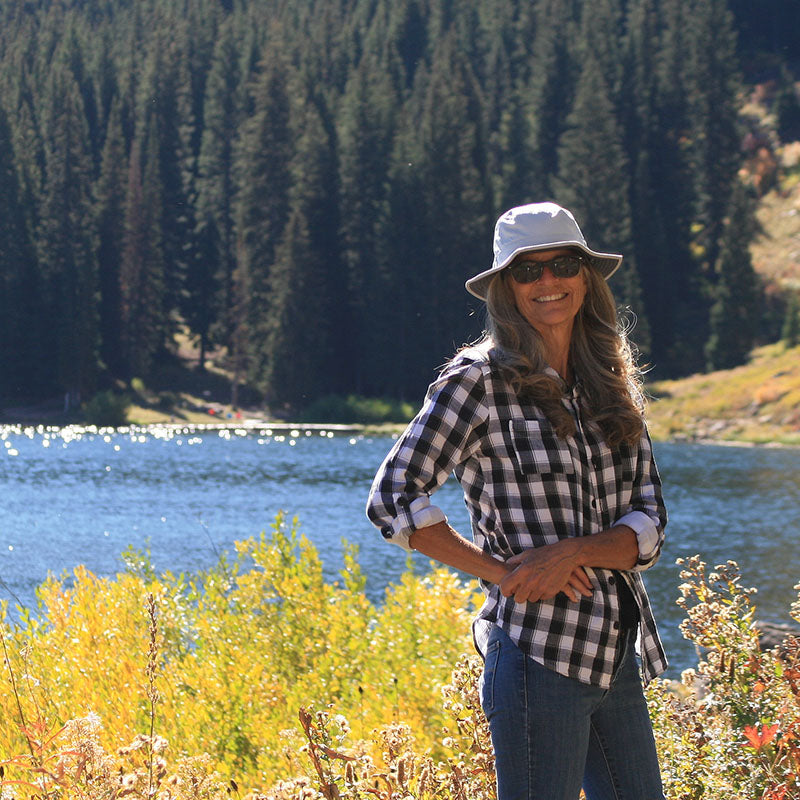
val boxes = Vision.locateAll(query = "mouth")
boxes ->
[534,293,568,303]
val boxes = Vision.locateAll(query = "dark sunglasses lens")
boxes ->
[509,256,583,282]
[551,256,583,277]
[509,262,542,283]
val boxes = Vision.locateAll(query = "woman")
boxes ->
[366,202,667,800]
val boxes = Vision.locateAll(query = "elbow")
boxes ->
[631,528,665,572]
[615,510,664,573]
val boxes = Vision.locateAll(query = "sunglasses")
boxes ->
[507,254,586,283]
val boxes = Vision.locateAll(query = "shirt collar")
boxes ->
[544,366,581,398]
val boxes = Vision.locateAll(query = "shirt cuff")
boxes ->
[409,496,447,529]
[383,496,447,552]
[615,511,659,563]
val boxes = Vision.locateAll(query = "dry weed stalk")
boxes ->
[282,657,497,800]
[0,622,37,765]
[146,592,161,797]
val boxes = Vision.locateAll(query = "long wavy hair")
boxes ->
[464,262,645,448]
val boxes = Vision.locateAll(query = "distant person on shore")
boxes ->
[367,202,668,799]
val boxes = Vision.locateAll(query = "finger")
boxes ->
[570,576,593,597]
[562,586,578,602]
[572,568,593,593]
[515,588,533,604]
[566,579,590,599]
[499,573,516,597]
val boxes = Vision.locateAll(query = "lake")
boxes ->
[2,422,800,680]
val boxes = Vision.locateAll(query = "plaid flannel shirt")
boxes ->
[366,349,668,688]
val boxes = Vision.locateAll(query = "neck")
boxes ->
[540,328,573,384]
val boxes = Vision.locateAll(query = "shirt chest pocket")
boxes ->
[508,419,575,476]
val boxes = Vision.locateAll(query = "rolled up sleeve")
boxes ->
[614,427,666,571]
[366,360,489,551]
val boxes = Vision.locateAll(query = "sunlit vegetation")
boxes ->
[2,517,800,798]
[0,514,481,794]
[646,342,800,444]
[298,395,416,425]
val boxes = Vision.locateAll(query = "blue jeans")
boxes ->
[480,625,664,800]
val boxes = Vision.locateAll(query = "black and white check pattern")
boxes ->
[366,349,668,688]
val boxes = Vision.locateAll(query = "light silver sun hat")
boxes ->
[465,202,623,300]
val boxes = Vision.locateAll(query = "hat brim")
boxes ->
[465,241,623,300]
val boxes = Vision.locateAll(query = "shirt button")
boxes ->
[608,576,616,585]
[591,499,597,508]
[613,621,619,630]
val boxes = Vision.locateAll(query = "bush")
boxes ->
[157,390,180,411]
[82,389,130,427]
[0,514,480,794]
[647,557,800,799]
[782,292,799,348]
[299,394,415,424]
[2,523,799,799]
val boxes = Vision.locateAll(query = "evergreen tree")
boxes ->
[10,94,45,239]
[0,0,781,402]
[386,0,428,90]
[409,35,492,393]
[683,0,742,272]
[195,19,244,355]
[186,213,222,370]
[337,57,396,394]
[37,69,99,407]
[137,33,194,340]
[59,19,103,170]
[378,114,432,399]
[623,0,673,368]
[553,51,650,355]
[260,87,344,406]
[705,182,762,370]
[261,208,329,409]
[120,127,167,380]
[525,0,580,197]
[576,0,625,105]
[0,102,41,399]
[653,0,711,375]
[489,83,532,211]
[233,50,292,393]
[782,292,800,349]
[774,66,800,142]
[94,99,127,379]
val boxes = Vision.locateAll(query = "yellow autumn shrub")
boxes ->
[0,513,481,792]
[3,518,800,799]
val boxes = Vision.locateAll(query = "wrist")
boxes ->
[559,536,583,568]
[489,558,513,584]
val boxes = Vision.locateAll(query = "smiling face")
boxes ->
[506,248,588,342]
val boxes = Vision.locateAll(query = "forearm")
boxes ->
[408,521,511,584]
[499,526,638,603]
[566,525,639,572]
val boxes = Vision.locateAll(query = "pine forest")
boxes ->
[1,0,799,415]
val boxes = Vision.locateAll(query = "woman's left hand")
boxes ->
[501,541,592,603]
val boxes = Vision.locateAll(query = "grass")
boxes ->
[646,341,800,445]
[752,186,800,292]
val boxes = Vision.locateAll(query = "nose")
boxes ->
[537,265,559,283]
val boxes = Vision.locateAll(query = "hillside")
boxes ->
[646,341,800,445]
[645,134,800,446]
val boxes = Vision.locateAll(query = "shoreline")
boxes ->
[2,418,799,447]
